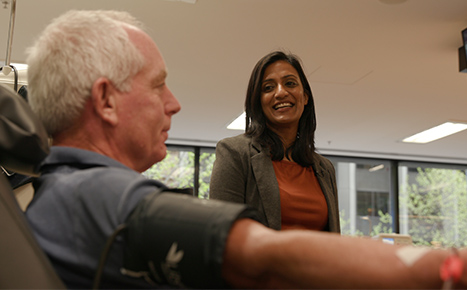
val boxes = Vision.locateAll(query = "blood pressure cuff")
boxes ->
[123,190,259,289]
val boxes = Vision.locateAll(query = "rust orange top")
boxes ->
[272,160,328,231]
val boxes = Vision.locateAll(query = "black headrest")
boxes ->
[0,85,49,176]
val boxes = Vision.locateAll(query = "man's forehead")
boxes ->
[128,28,167,79]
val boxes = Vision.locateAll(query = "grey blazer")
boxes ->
[210,134,340,233]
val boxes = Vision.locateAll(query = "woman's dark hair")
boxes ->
[245,50,317,167]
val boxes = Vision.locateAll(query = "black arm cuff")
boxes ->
[123,190,259,288]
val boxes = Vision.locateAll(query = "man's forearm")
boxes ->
[223,219,462,289]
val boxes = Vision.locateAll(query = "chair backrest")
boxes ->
[0,84,65,289]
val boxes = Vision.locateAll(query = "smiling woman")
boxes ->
[209,51,340,233]
[260,60,308,139]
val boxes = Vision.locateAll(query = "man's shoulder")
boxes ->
[33,150,165,223]
[38,146,166,202]
[44,146,132,171]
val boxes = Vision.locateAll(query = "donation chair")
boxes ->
[0,85,65,288]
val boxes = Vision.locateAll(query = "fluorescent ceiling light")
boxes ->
[227,112,245,130]
[402,121,467,144]
[369,164,385,172]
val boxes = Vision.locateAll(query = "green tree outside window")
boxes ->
[400,167,467,247]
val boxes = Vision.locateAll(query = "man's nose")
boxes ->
[166,88,181,116]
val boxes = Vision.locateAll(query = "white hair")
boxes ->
[27,10,146,136]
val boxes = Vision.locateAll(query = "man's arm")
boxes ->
[223,218,465,289]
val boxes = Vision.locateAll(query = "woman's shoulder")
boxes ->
[218,134,253,147]
[313,153,335,171]
[216,134,266,158]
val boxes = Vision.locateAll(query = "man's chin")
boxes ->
[138,146,167,172]
[155,144,168,162]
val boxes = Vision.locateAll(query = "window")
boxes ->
[399,162,467,247]
[198,148,216,199]
[326,157,394,237]
[143,144,467,247]
[143,146,195,192]
[143,146,216,198]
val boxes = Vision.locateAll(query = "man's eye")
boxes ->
[153,82,165,90]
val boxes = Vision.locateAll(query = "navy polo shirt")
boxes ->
[26,146,168,289]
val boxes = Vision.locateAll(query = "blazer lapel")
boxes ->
[250,141,281,230]
[312,154,340,232]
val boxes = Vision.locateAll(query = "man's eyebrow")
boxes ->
[156,69,168,83]
[151,69,168,86]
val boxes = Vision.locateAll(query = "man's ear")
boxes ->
[91,77,119,126]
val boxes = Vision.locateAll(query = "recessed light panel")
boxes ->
[227,112,245,130]
[402,122,467,144]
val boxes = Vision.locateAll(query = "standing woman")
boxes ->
[210,51,340,232]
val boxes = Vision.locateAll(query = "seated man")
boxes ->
[25,9,467,289]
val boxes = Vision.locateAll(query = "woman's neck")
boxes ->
[269,125,298,148]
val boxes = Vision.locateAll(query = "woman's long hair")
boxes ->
[245,50,317,167]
